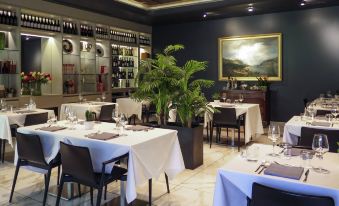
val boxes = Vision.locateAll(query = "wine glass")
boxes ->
[239,94,244,104]
[64,106,70,121]
[331,107,338,121]
[307,107,316,121]
[112,109,120,129]
[267,124,281,156]
[101,92,106,102]
[78,93,83,103]
[119,113,127,135]
[221,93,227,102]
[312,134,330,173]
[68,111,77,129]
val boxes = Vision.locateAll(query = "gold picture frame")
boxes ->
[218,33,282,81]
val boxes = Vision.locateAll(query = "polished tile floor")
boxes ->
[0,129,272,206]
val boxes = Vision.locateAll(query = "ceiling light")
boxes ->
[300,0,306,6]
[203,13,207,18]
[20,33,52,39]
[248,4,254,12]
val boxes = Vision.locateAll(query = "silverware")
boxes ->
[303,169,310,182]
[258,166,267,174]
[279,148,286,154]
[254,164,263,172]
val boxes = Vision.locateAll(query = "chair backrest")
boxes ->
[300,127,339,153]
[98,104,115,122]
[24,112,48,126]
[213,107,237,125]
[316,109,331,116]
[16,132,48,166]
[59,142,97,186]
[250,183,334,206]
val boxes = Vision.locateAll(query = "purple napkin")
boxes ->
[125,125,154,131]
[37,126,67,132]
[88,132,119,141]
[264,163,304,180]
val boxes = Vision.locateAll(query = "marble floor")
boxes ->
[0,129,273,206]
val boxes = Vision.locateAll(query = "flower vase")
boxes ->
[32,82,42,96]
[21,82,31,95]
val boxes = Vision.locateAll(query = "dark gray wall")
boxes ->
[152,6,339,122]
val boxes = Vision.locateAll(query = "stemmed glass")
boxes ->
[331,107,338,121]
[239,94,244,104]
[312,134,330,174]
[68,111,78,129]
[307,107,316,121]
[119,113,127,135]
[112,109,120,130]
[221,93,227,103]
[101,93,106,102]
[78,93,83,103]
[64,106,70,121]
[267,124,281,156]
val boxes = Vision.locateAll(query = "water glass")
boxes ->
[281,143,292,159]
[300,150,314,168]
[325,114,333,122]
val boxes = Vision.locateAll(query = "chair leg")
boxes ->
[96,188,103,206]
[2,139,5,163]
[149,179,152,205]
[42,169,52,206]
[238,128,241,152]
[56,174,64,206]
[57,166,60,185]
[9,162,20,203]
[90,187,94,206]
[104,185,107,200]
[78,183,82,197]
[164,173,170,193]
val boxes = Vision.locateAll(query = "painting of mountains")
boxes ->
[218,33,282,81]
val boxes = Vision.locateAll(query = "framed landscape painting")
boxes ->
[218,33,282,81]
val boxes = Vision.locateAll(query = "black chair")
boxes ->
[98,104,115,122]
[299,127,339,153]
[210,108,245,151]
[56,142,129,206]
[24,112,49,126]
[248,182,334,206]
[1,112,49,163]
[315,109,331,116]
[9,132,61,206]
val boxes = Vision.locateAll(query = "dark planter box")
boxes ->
[163,124,203,170]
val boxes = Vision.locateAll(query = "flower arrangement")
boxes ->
[21,71,52,84]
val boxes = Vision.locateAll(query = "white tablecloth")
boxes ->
[204,103,264,143]
[116,98,144,119]
[213,144,339,206]
[0,109,55,146]
[60,102,116,120]
[16,122,185,203]
[283,116,339,145]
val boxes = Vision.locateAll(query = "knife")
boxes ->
[303,169,310,182]
[254,164,263,173]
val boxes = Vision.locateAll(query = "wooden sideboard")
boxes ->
[220,90,270,126]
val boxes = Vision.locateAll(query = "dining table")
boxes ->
[0,108,55,147]
[60,101,116,120]
[213,144,339,206]
[204,102,264,143]
[283,116,339,145]
[16,121,185,204]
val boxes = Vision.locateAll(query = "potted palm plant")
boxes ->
[134,44,214,169]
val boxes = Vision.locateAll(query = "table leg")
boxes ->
[120,181,126,206]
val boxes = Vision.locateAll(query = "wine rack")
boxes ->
[96,26,109,40]
[139,35,151,46]
[20,13,61,32]
[80,24,94,37]
[0,9,17,26]
[110,30,137,44]
[63,21,78,35]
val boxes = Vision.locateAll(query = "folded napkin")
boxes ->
[315,116,326,121]
[15,110,37,114]
[291,148,315,156]
[88,132,119,141]
[125,125,154,131]
[219,104,235,108]
[37,126,67,132]
[311,121,331,127]
[264,163,304,180]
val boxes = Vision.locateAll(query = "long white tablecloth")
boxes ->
[116,98,144,120]
[213,144,339,206]
[60,102,116,120]
[0,109,55,146]
[16,122,185,203]
[283,116,339,145]
[204,103,264,143]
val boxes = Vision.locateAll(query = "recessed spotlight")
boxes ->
[248,4,254,12]
[300,0,306,6]
[203,13,207,18]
